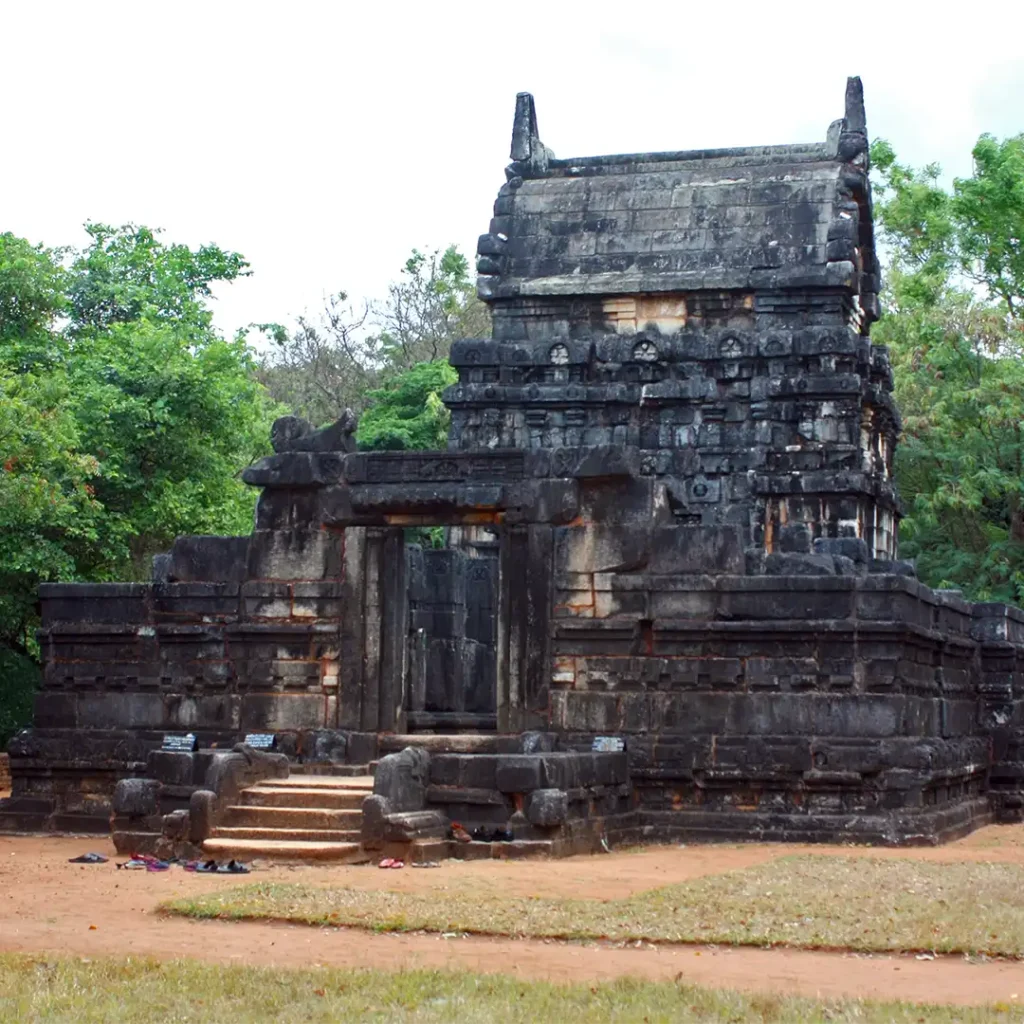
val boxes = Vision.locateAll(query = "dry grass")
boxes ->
[164,855,1024,956]
[1,953,1022,1024]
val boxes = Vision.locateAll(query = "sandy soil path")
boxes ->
[3,831,1024,1007]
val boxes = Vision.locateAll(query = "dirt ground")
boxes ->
[4,829,1024,1007]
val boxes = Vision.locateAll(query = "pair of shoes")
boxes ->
[468,827,514,843]
[449,822,472,843]
[378,857,405,869]
[194,859,249,874]
[69,852,108,864]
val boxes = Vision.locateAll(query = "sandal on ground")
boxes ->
[449,822,472,843]
[69,853,108,864]
[117,858,148,870]
[389,859,404,869]
[219,860,249,874]
[196,860,219,873]
[378,857,396,869]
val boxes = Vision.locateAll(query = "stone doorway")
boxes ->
[404,525,500,733]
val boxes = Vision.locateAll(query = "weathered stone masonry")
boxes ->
[6,78,1024,846]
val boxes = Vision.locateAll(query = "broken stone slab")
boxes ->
[161,808,189,840]
[382,810,447,842]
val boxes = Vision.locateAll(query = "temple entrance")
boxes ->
[403,525,500,732]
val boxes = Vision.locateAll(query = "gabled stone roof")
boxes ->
[477,81,877,316]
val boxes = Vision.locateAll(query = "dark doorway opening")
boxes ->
[404,525,499,732]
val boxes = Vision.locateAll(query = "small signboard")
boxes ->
[592,736,626,753]
[162,733,198,752]
[244,733,276,750]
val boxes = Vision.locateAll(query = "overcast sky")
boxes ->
[5,2,1023,341]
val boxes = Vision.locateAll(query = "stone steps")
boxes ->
[204,774,374,863]
[202,837,368,863]
[222,805,363,829]
[291,764,373,778]
[239,787,368,809]
[264,775,375,790]
[210,826,361,843]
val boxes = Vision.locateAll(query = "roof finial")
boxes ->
[834,76,868,164]
[511,92,540,162]
[844,76,866,135]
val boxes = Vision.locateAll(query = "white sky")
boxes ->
[4,1,1024,340]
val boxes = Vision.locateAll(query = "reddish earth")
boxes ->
[3,830,1024,1006]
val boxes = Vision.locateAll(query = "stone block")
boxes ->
[303,729,348,764]
[814,537,868,563]
[526,788,569,827]
[374,747,429,812]
[777,523,812,554]
[764,553,837,576]
[146,750,194,787]
[112,778,160,818]
[361,793,389,849]
[495,755,544,793]
[189,789,216,842]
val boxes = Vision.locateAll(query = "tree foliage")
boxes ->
[356,360,458,451]
[0,225,277,740]
[258,244,487,425]
[872,135,1024,602]
[374,246,489,369]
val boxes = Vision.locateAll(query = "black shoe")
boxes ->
[492,828,514,843]
[470,826,490,842]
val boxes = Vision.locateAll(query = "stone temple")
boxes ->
[5,78,1024,857]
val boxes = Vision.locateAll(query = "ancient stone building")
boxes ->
[5,78,1024,848]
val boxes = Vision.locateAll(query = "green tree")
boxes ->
[0,233,68,369]
[357,360,458,451]
[0,367,106,654]
[258,245,488,425]
[61,224,277,576]
[68,223,249,336]
[0,224,277,742]
[374,246,490,369]
[66,321,275,575]
[254,293,380,426]
[0,363,107,747]
[872,136,1024,602]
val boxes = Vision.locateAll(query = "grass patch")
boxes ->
[1,953,1022,1023]
[164,855,1024,956]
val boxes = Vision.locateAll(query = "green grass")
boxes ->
[163,855,1024,956]
[1,953,1022,1023]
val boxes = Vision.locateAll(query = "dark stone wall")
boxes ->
[8,80,1024,846]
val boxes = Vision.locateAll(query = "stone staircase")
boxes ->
[203,775,374,863]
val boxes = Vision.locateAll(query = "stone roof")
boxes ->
[477,81,876,306]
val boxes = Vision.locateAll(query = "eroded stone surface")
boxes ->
[6,79,1024,847]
